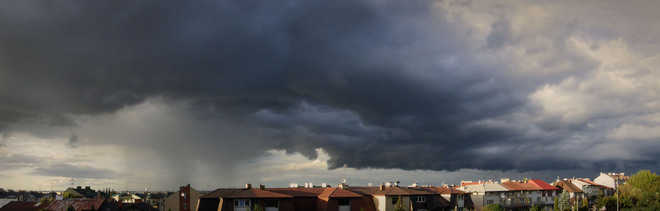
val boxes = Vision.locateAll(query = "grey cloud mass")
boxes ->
[1,0,660,187]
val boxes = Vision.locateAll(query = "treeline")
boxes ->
[596,170,660,210]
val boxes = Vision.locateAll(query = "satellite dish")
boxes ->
[341,178,347,183]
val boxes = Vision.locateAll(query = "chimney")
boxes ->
[246,183,252,189]
[77,186,82,189]
[380,184,385,191]
[85,186,91,190]
[259,185,265,190]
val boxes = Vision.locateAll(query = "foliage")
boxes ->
[252,203,264,211]
[62,192,80,199]
[581,198,588,208]
[553,196,558,211]
[484,203,504,211]
[529,205,541,211]
[394,196,405,211]
[39,196,50,203]
[558,189,570,211]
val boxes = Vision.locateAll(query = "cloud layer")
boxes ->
[1,0,660,189]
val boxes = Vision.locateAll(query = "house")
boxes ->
[197,184,295,211]
[64,186,101,199]
[113,192,143,203]
[593,172,629,190]
[554,180,585,207]
[458,182,509,211]
[422,186,469,211]
[570,178,612,206]
[316,186,364,211]
[527,179,560,210]
[499,179,558,211]
[370,185,436,211]
[163,184,203,211]
[268,187,326,211]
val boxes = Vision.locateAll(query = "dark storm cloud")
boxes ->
[0,0,656,178]
[33,163,116,179]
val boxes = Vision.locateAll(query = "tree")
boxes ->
[62,192,78,199]
[484,204,504,211]
[394,196,405,211]
[558,189,570,211]
[252,204,264,211]
[529,205,542,211]
[554,196,558,211]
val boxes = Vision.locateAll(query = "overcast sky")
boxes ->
[1,0,660,191]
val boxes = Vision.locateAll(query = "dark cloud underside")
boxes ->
[1,0,659,181]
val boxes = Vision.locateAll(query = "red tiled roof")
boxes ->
[44,198,104,211]
[528,179,560,190]
[200,188,244,199]
[0,201,46,211]
[345,187,381,196]
[501,181,545,191]
[221,188,293,199]
[372,187,434,196]
[318,188,362,198]
[268,188,325,197]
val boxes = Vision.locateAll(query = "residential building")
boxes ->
[164,184,203,211]
[593,172,629,190]
[458,182,509,211]
[554,180,585,207]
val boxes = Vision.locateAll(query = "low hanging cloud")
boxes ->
[1,0,660,187]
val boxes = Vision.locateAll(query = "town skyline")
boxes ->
[2,0,660,191]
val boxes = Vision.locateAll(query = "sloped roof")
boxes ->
[606,174,630,181]
[204,188,293,199]
[461,183,508,193]
[555,181,583,193]
[576,179,611,189]
[0,201,47,211]
[268,188,325,197]
[372,187,434,196]
[318,188,362,198]
[0,199,17,209]
[345,187,381,196]
[200,188,244,199]
[501,181,544,191]
[44,198,105,211]
[528,179,559,190]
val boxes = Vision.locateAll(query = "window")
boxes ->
[234,199,250,207]
[416,196,426,203]
[338,199,350,206]
[537,197,541,202]
[183,203,187,210]
[265,200,279,208]
[392,197,398,204]
[486,200,494,205]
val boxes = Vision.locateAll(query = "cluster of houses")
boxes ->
[0,172,628,211]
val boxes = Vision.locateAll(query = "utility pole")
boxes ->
[616,181,619,211]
